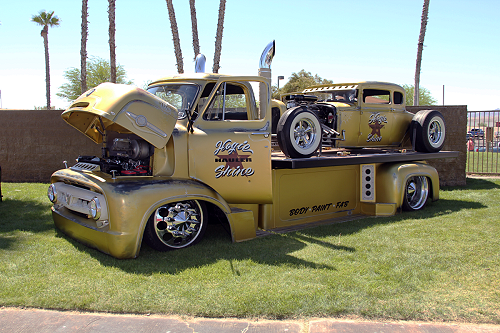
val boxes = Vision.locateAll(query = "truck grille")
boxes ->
[53,182,108,221]
[71,162,100,172]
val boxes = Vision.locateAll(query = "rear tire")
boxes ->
[411,110,446,153]
[276,106,322,158]
[402,176,429,211]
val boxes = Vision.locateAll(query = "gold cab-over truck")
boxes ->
[48,41,458,259]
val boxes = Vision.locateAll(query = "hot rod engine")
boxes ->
[284,94,340,146]
[75,132,154,176]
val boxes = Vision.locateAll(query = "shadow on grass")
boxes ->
[296,198,485,241]
[0,235,17,250]
[0,198,54,249]
[0,199,53,230]
[58,224,342,274]
[441,177,500,192]
[59,195,486,275]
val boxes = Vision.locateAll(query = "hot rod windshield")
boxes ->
[313,89,358,103]
[147,83,200,119]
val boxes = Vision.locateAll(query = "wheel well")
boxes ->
[205,201,232,240]
[427,175,438,201]
[417,175,437,202]
[138,198,232,251]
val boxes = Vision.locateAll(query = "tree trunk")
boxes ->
[190,0,200,60]
[166,0,183,74]
[108,0,117,83]
[414,0,430,106]
[212,0,226,73]
[42,26,51,109]
[81,0,88,93]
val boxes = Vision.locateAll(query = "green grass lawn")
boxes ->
[467,151,500,174]
[0,179,499,323]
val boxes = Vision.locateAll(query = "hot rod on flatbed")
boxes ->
[47,41,457,258]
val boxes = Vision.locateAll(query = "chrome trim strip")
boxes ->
[126,111,168,138]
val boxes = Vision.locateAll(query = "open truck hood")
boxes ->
[61,83,178,149]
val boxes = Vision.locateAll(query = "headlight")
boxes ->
[89,197,101,220]
[47,184,57,203]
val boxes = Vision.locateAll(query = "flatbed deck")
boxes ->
[271,149,459,169]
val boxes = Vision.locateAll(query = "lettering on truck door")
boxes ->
[188,78,273,204]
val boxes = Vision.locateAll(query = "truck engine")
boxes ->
[283,94,339,146]
[75,132,154,176]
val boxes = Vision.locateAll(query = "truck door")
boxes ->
[188,77,273,204]
[359,88,395,146]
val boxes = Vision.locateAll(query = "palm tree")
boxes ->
[414,0,430,106]
[81,0,88,93]
[31,10,60,109]
[166,0,184,74]
[189,0,200,60]
[212,0,226,73]
[108,0,117,83]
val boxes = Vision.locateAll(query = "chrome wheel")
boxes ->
[427,116,444,149]
[402,176,429,211]
[293,117,318,151]
[145,200,207,251]
[277,106,322,158]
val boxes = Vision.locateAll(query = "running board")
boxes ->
[256,214,366,237]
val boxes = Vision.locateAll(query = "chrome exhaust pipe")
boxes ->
[259,40,275,70]
[194,54,206,73]
[258,40,275,79]
[258,40,275,121]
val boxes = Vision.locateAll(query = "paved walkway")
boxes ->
[1,307,499,333]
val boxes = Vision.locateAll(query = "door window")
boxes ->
[203,83,249,121]
[363,89,391,104]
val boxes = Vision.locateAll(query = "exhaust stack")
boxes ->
[258,40,275,75]
[194,54,206,73]
[258,41,275,119]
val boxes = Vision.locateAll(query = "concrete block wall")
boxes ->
[0,106,466,186]
[407,105,467,186]
[0,110,101,183]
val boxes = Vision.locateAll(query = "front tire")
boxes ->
[277,106,322,158]
[144,200,207,251]
[411,110,446,153]
[402,176,429,211]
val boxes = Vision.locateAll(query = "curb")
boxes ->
[1,308,499,333]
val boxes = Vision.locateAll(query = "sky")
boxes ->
[0,0,499,111]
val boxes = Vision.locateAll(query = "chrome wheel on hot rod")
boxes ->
[402,176,429,211]
[144,200,207,251]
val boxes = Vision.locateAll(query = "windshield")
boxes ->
[312,89,358,104]
[147,83,200,119]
